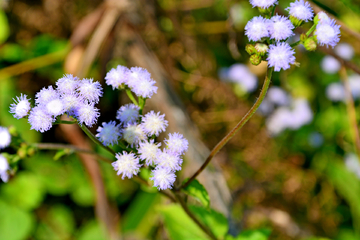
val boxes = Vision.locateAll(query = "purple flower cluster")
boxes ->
[10,74,103,132]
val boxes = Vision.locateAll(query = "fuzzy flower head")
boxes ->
[245,16,270,42]
[77,78,103,103]
[105,65,130,89]
[249,0,278,9]
[326,83,345,102]
[267,42,296,72]
[141,111,168,137]
[0,127,11,149]
[150,167,176,190]
[56,74,79,94]
[286,0,313,22]
[0,154,10,182]
[315,19,341,48]
[116,104,140,125]
[165,132,189,155]
[138,140,161,166]
[45,98,65,117]
[75,103,100,127]
[335,43,354,60]
[9,94,31,119]
[35,86,59,105]
[112,152,141,179]
[28,106,54,133]
[269,15,294,41]
[96,121,121,146]
[315,11,331,24]
[122,123,146,147]
[61,93,82,115]
[128,67,157,99]
[156,149,182,171]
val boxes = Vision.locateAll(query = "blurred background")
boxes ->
[0,0,360,239]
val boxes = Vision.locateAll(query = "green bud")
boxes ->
[300,33,307,42]
[27,147,35,156]
[245,44,257,55]
[17,148,27,159]
[250,54,261,66]
[304,38,317,51]
[289,15,303,28]
[7,126,18,137]
[254,43,269,56]
[258,7,272,15]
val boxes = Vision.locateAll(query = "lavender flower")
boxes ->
[122,123,146,147]
[267,87,290,106]
[127,67,157,99]
[286,0,313,22]
[9,94,31,119]
[75,103,100,127]
[61,92,82,115]
[249,0,278,9]
[150,167,176,190]
[165,132,189,155]
[335,43,354,60]
[0,154,9,182]
[0,127,11,149]
[35,86,59,105]
[316,11,331,24]
[28,106,54,133]
[156,149,182,171]
[116,104,140,125]
[245,16,270,42]
[321,55,341,74]
[141,111,168,136]
[45,98,65,117]
[138,140,161,165]
[112,152,141,179]
[96,121,121,146]
[267,42,296,72]
[77,78,103,103]
[315,19,340,48]
[105,65,130,89]
[56,74,79,94]
[326,83,345,102]
[226,64,258,93]
[268,15,294,41]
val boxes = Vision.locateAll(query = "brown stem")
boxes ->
[180,67,273,190]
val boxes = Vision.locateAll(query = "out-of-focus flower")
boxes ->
[345,153,360,179]
[225,64,258,93]
[249,0,278,9]
[321,55,341,74]
[267,86,291,106]
[0,127,11,149]
[0,154,9,182]
[334,43,354,60]
[326,82,345,102]
[348,74,360,99]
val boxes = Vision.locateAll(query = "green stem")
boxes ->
[306,24,316,36]
[126,89,138,106]
[271,5,276,17]
[179,67,273,190]
[139,97,146,115]
[290,40,301,48]
[78,124,116,156]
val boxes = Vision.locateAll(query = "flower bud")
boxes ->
[304,38,317,51]
[289,15,303,28]
[254,43,269,56]
[245,44,257,55]
[300,33,307,42]
[258,7,272,15]
[250,54,261,66]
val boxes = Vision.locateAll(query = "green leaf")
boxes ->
[189,205,228,239]
[182,179,210,208]
[0,10,9,44]
[76,220,107,240]
[0,199,34,240]
[53,149,71,161]
[158,204,209,240]
[226,229,271,240]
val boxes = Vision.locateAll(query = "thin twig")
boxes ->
[180,67,273,190]
[33,143,113,163]
[174,192,217,240]
[340,66,360,157]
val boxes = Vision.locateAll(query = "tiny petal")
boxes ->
[77,78,103,103]
[165,132,189,155]
[116,104,140,125]
[105,65,130,89]
[96,121,121,146]
[28,106,54,133]
[9,94,31,119]
[150,167,176,190]
[0,127,11,149]
[245,16,270,42]
[141,111,168,136]
[112,152,141,179]
[267,42,296,72]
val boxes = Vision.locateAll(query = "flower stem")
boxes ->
[78,123,117,156]
[179,67,273,190]
[125,89,138,106]
[306,24,316,36]
[33,143,113,163]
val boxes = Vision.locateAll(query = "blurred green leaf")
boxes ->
[76,220,107,240]
[189,205,228,239]
[53,149,70,161]
[182,179,210,208]
[226,229,271,240]
[158,204,209,240]
[0,10,9,44]
[1,172,45,210]
[0,199,34,240]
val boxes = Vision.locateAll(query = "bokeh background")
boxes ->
[1,0,360,239]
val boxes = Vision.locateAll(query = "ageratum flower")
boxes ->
[334,43,354,60]
[9,94,31,119]
[164,132,189,155]
[77,78,103,103]
[122,123,146,147]
[156,149,182,171]
[96,121,121,146]
[245,16,270,42]
[127,67,157,99]
[105,65,130,90]
[28,106,54,133]
[286,0,313,22]
[112,152,141,179]
[326,83,345,102]
[44,98,65,117]
[141,111,168,137]
[249,0,278,9]
[267,42,296,72]
[150,167,176,190]
[0,127,11,149]
[75,102,100,127]
[268,15,294,41]
[116,104,140,125]
[56,74,79,94]
[35,86,59,105]
[138,140,161,165]
[315,19,341,48]
[0,154,9,182]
